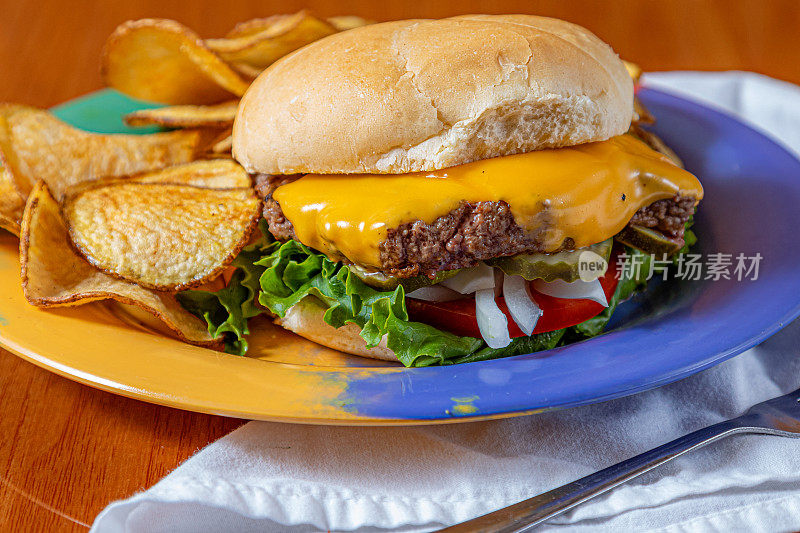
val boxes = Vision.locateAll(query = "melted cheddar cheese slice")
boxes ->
[273,135,704,268]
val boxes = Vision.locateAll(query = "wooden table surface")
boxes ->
[1,0,799,530]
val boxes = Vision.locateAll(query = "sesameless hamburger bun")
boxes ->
[233,15,633,175]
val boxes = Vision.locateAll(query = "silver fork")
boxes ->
[440,387,800,533]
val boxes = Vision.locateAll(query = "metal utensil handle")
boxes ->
[440,417,759,533]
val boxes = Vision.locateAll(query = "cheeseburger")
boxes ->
[180,15,704,366]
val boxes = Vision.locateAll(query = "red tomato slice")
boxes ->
[406,250,621,339]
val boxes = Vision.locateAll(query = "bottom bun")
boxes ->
[274,298,398,361]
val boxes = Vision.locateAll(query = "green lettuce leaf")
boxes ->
[253,238,485,366]
[446,329,566,365]
[176,220,275,355]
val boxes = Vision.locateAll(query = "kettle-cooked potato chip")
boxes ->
[103,19,249,105]
[0,104,210,199]
[624,60,642,84]
[226,62,263,80]
[633,97,655,125]
[130,159,250,188]
[209,131,233,155]
[224,12,371,38]
[125,100,239,128]
[206,11,337,74]
[66,160,251,196]
[326,16,374,31]
[629,124,683,168]
[222,12,302,38]
[64,181,261,290]
[20,182,221,347]
[0,166,24,235]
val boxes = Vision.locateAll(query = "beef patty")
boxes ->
[255,174,697,278]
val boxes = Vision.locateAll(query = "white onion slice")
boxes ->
[502,274,543,335]
[475,288,511,349]
[532,278,609,307]
[406,285,465,302]
[441,262,496,294]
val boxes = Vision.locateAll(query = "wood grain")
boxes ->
[0,0,798,530]
[0,350,244,531]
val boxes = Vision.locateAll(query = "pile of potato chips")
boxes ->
[103,11,371,105]
[0,11,371,348]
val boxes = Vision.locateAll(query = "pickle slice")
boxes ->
[615,225,683,256]
[489,238,613,283]
[347,264,460,292]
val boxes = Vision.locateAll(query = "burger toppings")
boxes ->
[398,259,611,350]
[260,185,693,279]
[403,254,625,346]
[261,135,702,275]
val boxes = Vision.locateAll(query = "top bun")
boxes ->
[233,15,633,175]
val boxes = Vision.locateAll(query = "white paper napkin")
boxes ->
[92,72,800,533]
